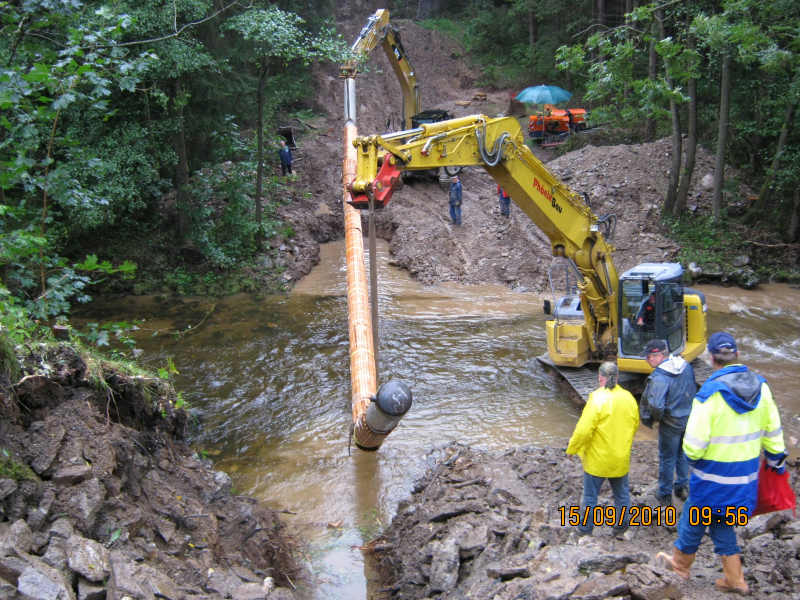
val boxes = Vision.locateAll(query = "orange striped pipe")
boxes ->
[342,122,386,450]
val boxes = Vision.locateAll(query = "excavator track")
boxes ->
[536,354,715,405]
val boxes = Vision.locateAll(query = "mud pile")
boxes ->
[282,15,776,292]
[369,442,800,600]
[0,344,299,599]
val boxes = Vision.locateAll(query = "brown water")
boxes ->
[77,241,800,599]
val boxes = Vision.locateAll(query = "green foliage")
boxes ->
[77,320,139,359]
[187,162,259,269]
[0,327,21,383]
[158,357,179,381]
[666,214,737,266]
[0,449,38,482]
[418,18,467,41]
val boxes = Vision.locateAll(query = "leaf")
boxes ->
[52,93,77,111]
[109,528,122,543]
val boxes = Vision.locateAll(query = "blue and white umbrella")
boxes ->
[515,85,572,105]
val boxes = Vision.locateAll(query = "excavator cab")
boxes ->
[617,263,687,364]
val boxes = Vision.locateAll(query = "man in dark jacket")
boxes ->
[449,175,462,225]
[497,185,511,217]
[278,139,293,176]
[641,339,697,505]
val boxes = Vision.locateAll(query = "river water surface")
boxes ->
[78,240,800,599]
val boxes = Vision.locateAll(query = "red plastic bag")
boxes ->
[753,459,797,517]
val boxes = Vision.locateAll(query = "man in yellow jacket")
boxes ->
[657,331,787,594]
[566,361,640,537]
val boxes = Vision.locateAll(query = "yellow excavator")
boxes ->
[347,114,709,399]
[341,9,455,134]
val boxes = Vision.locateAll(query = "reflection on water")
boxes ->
[75,241,800,599]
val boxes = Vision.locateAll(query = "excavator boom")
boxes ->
[347,114,708,384]
[349,114,619,366]
[341,9,420,129]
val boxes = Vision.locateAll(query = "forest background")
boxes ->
[1,0,798,357]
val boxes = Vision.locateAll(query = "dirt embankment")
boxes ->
[0,345,299,600]
[368,442,800,600]
[278,18,792,291]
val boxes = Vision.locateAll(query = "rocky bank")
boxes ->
[367,442,800,600]
[0,344,299,600]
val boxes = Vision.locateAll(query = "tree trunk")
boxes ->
[645,20,657,141]
[255,66,267,248]
[658,10,681,216]
[675,75,697,216]
[596,0,606,27]
[712,51,731,222]
[173,79,189,243]
[528,10,537,47]
[788,187,800,242]
[416,0,441,20]
[745,97,796,222]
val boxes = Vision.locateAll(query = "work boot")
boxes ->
[654,493,672,506]
[656,547,695,580]
[716,554,749,594]
[674,487,688,502]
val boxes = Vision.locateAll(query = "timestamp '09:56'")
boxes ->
[688,506,749,527]
[558,505,677,527]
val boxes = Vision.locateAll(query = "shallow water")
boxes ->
[76,240,800,599]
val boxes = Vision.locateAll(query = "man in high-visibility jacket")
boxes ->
[657,331,787,594]
[566,361,639,537]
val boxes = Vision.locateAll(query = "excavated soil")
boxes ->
[276,18,793,291]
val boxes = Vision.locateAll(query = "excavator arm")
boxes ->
[341,9,420,130]
[348,114,620,366]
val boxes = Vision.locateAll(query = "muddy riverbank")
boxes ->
[0,344,300,599]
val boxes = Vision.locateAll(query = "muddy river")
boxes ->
[78,240,800,599]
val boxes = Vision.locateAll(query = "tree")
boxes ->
[223,6,345,246]
[1,1,143,318]
[693,4,780,221]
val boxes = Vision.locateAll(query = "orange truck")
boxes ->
[528,104,590,143]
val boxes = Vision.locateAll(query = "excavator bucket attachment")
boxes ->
[348,152,403,209]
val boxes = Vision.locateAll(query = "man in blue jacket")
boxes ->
[278,139,293,176]
[640,339,697,505]
[449,175,462,226]
[657,331,787,594]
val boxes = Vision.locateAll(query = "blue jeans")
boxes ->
[675,500,740,555]
[499,194,510,216]
[449,202,462,225]
[658,421,689,498]
[579,472,630,534]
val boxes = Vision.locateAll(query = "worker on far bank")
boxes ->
[566,361,639,538]
[449,175,462,226]
[278,139,293,176]
[657,331,787,594]
[497,185,511,218]
[640,339,697,506]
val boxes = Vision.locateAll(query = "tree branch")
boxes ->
[111,0,242,48]
[743,240,800,248]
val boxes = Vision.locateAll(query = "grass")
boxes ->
[0,449,38,482]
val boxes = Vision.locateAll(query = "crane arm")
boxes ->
[340,9,420,129]
[348,114,620,354]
